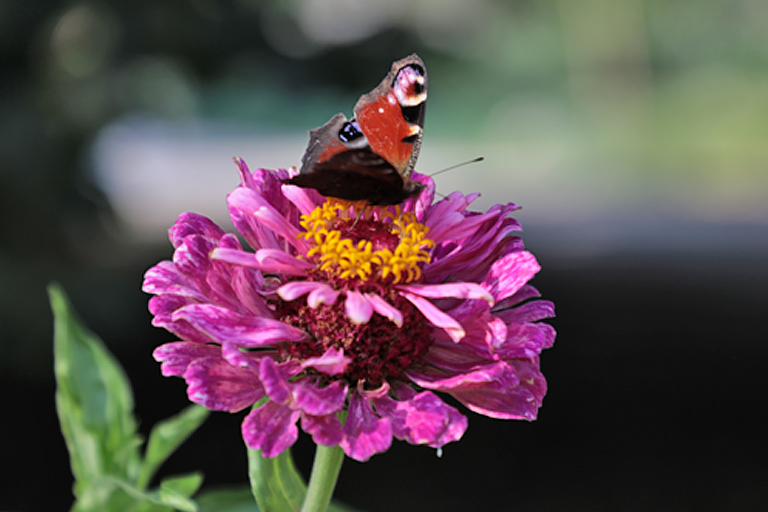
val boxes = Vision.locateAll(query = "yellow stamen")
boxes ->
[299,199,433,284]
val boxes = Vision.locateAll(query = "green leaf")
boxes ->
[107,473,202,512]
[157,472,204,511]
[247,445,307,512]
[197,487,261,512]
[50,283,142,505]
[138,405,210,489]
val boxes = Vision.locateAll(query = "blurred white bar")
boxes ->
[92,117,768,244]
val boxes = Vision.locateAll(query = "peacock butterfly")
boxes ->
[284,54,427,205]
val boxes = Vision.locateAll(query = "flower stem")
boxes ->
[301,444,345,512]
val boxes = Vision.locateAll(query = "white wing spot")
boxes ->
[378,107,385,113]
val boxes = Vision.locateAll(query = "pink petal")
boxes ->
[233,157,253,187]
[448,361,546,420]
[277,281,338,308]
[424,211,464,242]
[374,390,467,448]
[172,304,306,346]
[493,284,541,309]
[301,347,351,376]
[364,293,403,327]
[406,360,508,391]
[172,234,217,281]
[210,248,261,269]
[282,179,324,215]
[212,247,312,276]
[482,251,540,302]
[153,342,221,377]
[399,291,465,342]
[184,357,264,413]
[259,357,291,404]
[308,285,340,308]
[149,295,213,343]
[494,299,555,324]
[168,212,225,248]
[424,191,470,225]
[496,322,556,359]
[241,401,301,458]
[345,290,373,325]
[452,311,507,353]
[397,282,493,305]
[403,172,435,220]
[419,337,491,374]
[293,378,348,416]
[228,188,307,253]
[340,390,392,462]
[427,200,499,242]
[221,340,264,370]
[301,413,344,447]
[231,266,274,318]
[425,206,522,283]
[142,261,204,300]
[256,249,314,274]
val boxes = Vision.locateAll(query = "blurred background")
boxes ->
[1,0,767,510]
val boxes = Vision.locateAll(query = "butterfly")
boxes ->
[284,54,427,205]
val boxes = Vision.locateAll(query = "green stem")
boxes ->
[301,444,345,512]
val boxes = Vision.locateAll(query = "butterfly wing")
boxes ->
[286,54,428,205]
[354,54,427,178]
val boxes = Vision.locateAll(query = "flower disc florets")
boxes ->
[144,159,556,462]
[300,200,433,284]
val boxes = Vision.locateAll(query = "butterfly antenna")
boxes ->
[428,156,484,178]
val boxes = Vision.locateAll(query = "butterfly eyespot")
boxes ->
[338,121,363,142]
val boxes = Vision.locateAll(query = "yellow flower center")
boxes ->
[299,199,433,284]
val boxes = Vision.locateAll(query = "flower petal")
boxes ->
[340,390,392,462]
[374,388,468,448]
[277,281,339,308]
[345,290,373,325]
[153,342,221,377]
[231,266,274,317]
[449,360,547,420]
[259,357,292,404]
[184,356,264,412]
[169,212,225,248]
[399,291,465,342]
[282,177,324,215]
[142,261,204,300]
[209,247,261,269]
[482,251,541,303]
[148,295,213,343]
[493,284,542,309]
[425,205,522,283]
[212,247,313,276]
[241,401,301,458]
[495,298,555,324]
[228,187,308,253]
[257,249,314,274]
[406,360,508,390]
[301,347,351,376]
[398,282,494,305]
[496,322,557,359]
[172,304,306,346]
[301,414,344,447]
[364,293,403,327]
[293,378,348,416]
[308,285,340,308]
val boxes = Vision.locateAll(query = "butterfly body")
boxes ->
[285,54,427,205]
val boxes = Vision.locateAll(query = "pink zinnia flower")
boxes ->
[143,158,555,462]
